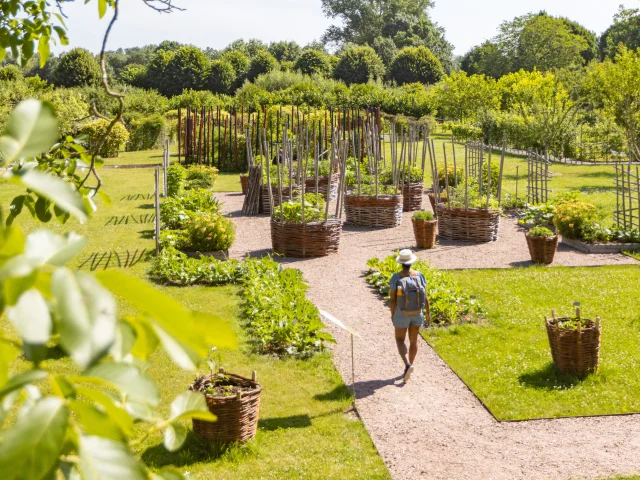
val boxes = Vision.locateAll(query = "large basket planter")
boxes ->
[437,203,500,242]
[305,173,340,201]
[525,232,558,264]
[271,217,342,257]
[546,316,602,377]
[401,182,424,212]
[240,174,249,195]
[412,219,438,249]
[427,192,447,215]
[189,370,262,444]
[344,194,403,227]
[259,184,299,215]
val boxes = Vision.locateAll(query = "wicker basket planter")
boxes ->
[271,217,342,257]
[344,194,403,227]
[545,316,602,377]
[189,370,262,444]
[304,173,340,201]
[412,219,438,249]
[427,192,447,215]
[525,232,558,264]
[240,174,249,195]
[436,203,500,242]
[259,184,300,215]
[401,182,424,212]
[182,250,228,261]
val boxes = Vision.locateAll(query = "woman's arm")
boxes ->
[389,290,396,320]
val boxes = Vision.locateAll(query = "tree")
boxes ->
[52,48,101,88]
[221,50,250,89]
[586,47,640,160]
[246,49,278,82]
[208,59,236,94]
[333,45,385,85]
[268,40,301,62]
[162,45,210,96]
[294,49,332,76]
[460,41,510,78]
[516,15,588,71]
[390,16,454,72]
[144,48,175,93]
[557,16,598,64]
[433,71,499,121]
[119,63,147,87]
[388,46,443,85]
[373,36,398,67]
[599,6,640,60]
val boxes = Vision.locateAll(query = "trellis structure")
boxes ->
[614,163,640,230]
[527,150,551,205]
[466,141,483,181]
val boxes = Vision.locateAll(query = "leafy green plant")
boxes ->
[160,188,220,229]
[438,166,464,188]
[167,163,187,197]
[553,317,594,330]
[379,165,423,185]
[580,222,612,243]
[358,183,399,196]
[185,164,219,190]
[529,226,555,237]
[554,199,598,239]
[277,193,326,223]
[446,182,501,211]
[366,255,486,326]
[127,114,167,151]
[186,212,235,252]
[79,119,130,158]
[412,210,435,221]
[518,203,556,226]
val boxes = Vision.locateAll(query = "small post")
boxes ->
[252,371,257,382]
[596,315,601,330]
[351,333,356,406]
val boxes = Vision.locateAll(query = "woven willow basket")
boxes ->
[271,217,342,257]
[189,371,262,444]
[427,192,447,216]
[401,182,424,212]
[304,173,340,201]
[344,194,403,227]
[240,174,249,195]
[412,218,437,249]
[525,232,558,264]
[436,203,500,242]
[259,184,300,215]
[546,317,602,377]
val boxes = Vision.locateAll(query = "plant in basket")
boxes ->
[412,210,437,249]
[276,193,326,223]
[545,307,602,377]
[525,226,558,264]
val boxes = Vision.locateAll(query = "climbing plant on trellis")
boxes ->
[614,163,640,230]
[527,150,551,205]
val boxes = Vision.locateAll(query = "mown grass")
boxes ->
[423,266,640,421]
[0,167,389,479]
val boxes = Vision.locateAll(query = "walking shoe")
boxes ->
[403,364,414,383]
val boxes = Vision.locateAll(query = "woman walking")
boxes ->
[389,249,430,383]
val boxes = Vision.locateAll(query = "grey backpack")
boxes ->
[399,274,426,316]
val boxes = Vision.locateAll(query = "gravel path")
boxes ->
[222,192,640,480]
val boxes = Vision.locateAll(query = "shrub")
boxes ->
[388,46,444,86]
[553,199,598,239]
[379,165,424,185]
[529,226,555,237]
[160,188,220,229]
[167,163,187,197]
[294,50,332,76]
[450,123,482,141]
[438,166,464,188]
[0,65,23,82]
[412,210,435,221]
[247,50,279,82]
[208,60,236,95]
[187,212,235,252]
[53,48,101,88]
[366,255,485,325]
[127,114,167,151]
[119,63,147,87]
[334,46,385,85]
[276,193,326,223]
[78,119,130,157]
[185,164,219,190]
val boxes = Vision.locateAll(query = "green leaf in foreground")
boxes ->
[0,397,69,480]
[0,99,58,165]
[79,435,147,480]
[85,363,160,406]
[163,422,187,452]
[169,390,215,421]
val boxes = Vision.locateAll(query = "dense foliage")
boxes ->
[276,193,327,223]
[366,255,486,325]
[52,48,101,88]
[388,46,444,85]
[78,119,130,158]
[333,46,385,85]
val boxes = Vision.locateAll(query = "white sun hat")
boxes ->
[396,249,417,265]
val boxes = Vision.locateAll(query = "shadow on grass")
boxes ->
[313,384,353,402]
[578,186,616,194]
[138,203,155,210]
[518,362,582,390]
[139,229,155,240]
[579,171,616,179]
[258,414,312,431]
[141,431,257,468]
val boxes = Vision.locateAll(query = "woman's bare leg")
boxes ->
[395,327,409,365]
[408,324,420,365]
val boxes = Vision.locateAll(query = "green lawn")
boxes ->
[424,266,640,421]
[0,167,389,479]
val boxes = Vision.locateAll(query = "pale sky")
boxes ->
[56,0,638,56]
